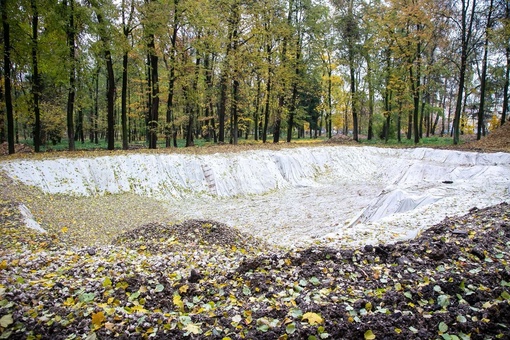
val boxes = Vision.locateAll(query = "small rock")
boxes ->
[364,244,374,252]
[188,269,202,283]
[87,247,96,256]
[471,247,485,260]
[452,229,468,237]
[396,256,409,265]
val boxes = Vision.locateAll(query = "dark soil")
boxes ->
[1,203,509,339]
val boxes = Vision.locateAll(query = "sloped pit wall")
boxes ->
[1,147,509,202]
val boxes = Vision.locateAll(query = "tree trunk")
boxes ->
[263,73,271,143]
[31,0,41,152]
[166,0,179,147]
[94,65,100,144]
[350,62,358,142]
[454,0,476,144]
[503,44,510,126]
[231,9,240,145]
[366,54,374,140]
[1,0,14,154]
[287,37,301,143]
[121,51,128,149]
[105,50,115,150]
[0,71,4,143]
[94,7,116,150]
[477,0,493,140]
[409,38,421,145]
[121,0,134,150]
[66,0,76,151]
[254,74,261,141]
[147,33,159,149]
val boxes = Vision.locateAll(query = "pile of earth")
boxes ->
[0,142,33,156]
[111,219,269,253]
[1,203,509,339]
[463,122,510,152]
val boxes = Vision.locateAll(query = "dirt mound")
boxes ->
[325,133,359,145]
[465,123,510,152]
[112,219,269,253]
[0,142,33,156]
[1,204,509,339]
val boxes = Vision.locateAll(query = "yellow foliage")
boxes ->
[488,115,500,131]
[301,312,324,325]
[91,311,106,329]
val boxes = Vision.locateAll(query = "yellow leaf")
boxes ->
[364,329,376,339]
[173,294,184,311]
[183,322,202,334]
[102,277,112,288]
[0,260,8,270]
[61,227,68,233]
[91,311,105,328]
[131,305,148,313]
[179,285,189,294]
[301,312,324,325]
[63,297,75,306]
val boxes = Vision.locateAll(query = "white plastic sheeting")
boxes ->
[1,146,509,247]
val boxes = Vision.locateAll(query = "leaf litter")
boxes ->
[1,195,509,339]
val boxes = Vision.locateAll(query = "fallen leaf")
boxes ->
[91,311,105,328]
[0,314,13,328]
[302,312,323,325]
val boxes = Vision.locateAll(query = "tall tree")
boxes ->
[1,0,14,154]
[453,0,478,145]
[92,0,116,150]
[66,0,76,151]
[477,0,494,139]
[120,0,136,150]
[30,0,42,152]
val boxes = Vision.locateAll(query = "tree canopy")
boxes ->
[1,0,508,152]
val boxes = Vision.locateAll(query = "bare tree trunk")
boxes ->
[147,33,159,149]
[454,0,476,144]
[105,50,115,150]
[477,0,493,139]
[31,0,42,152]
[1,0,14,154]
[66,0,76,151]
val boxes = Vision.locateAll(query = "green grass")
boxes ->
[359,135,458,147]
[20,134,461,153]
[22,138,215,152]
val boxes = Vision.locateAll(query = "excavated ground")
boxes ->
[0,126,509,339]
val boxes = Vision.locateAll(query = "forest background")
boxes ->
[1,0,509,154]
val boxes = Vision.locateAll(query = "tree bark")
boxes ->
[31,0,41,152]
[1,0,14,154]
[147,33,159,149]
[477,0,493,139]
[105,50,115,150]
[166,0,179,147]
[454,0,476,145]
[66,0,76,151]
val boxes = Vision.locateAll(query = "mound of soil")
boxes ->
[462,123,510,152]
[1,203,509,339]
[0,142,33,156]
[112,219,269,253]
